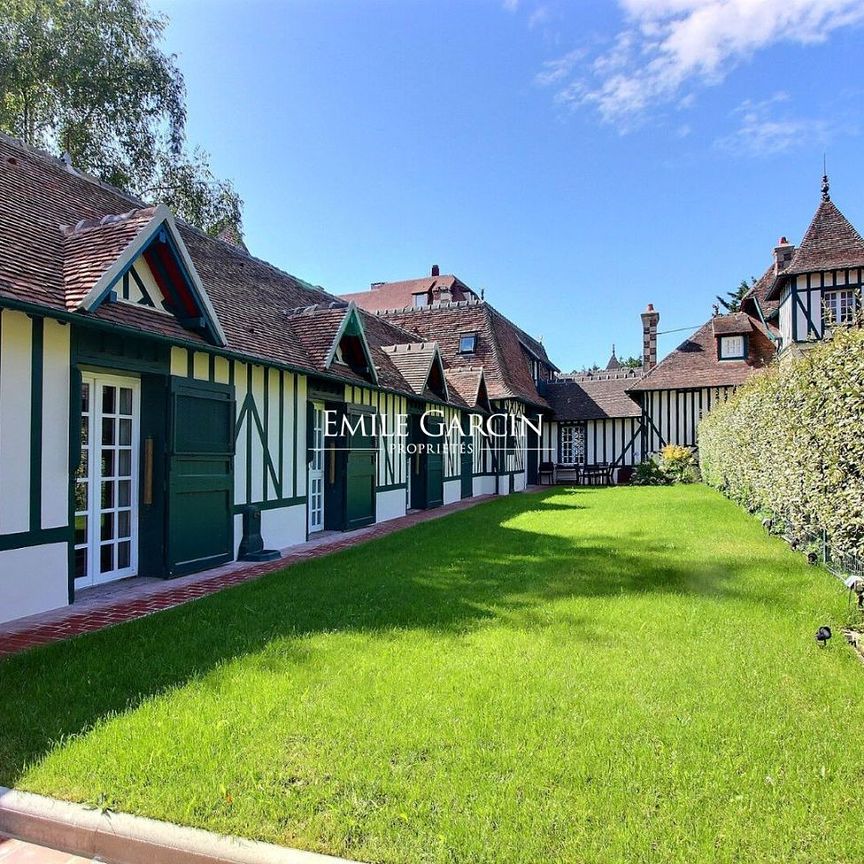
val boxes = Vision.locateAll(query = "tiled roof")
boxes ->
[742,265,779,319]
[284,306,351,368]
[341,275,477,313]
[62,208,158,309]
[445,368,488,410]
[379,300,549,408]
[628,315,776,392]
[784,198,864,276]
[542,377,640,421]
[711,312,753,336]
[381,342,442,397]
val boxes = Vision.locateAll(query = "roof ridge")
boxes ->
[60,207,156,238]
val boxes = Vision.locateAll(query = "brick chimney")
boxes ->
[641,303,660,370]
[773,236,795,275]
[431,264,440,277]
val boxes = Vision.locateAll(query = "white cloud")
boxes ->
[715,92,829,156]
[539,0,864,123]
[502,0,520,11]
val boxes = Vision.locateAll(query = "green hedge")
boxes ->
[699,326,864,558]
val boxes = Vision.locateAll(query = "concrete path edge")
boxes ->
[0,787,361,864]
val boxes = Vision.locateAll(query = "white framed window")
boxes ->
[824,289,856,326]
[559,425,585,465]
[412,293,428,308]
[719,335,745,359]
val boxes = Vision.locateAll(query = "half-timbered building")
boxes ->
[343,281,559,493]
[2,129,860,628]
[0,134,535,624]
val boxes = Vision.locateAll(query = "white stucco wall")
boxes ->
[0,543,68,624]
[443,478,461,506]
[376,488,407,523]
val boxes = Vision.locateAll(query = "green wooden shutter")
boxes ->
[345,411,376,529]
[166,377,235,576]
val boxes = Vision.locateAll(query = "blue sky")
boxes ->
[154,0,864,370]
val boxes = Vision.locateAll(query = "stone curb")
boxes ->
[0,787,361,864]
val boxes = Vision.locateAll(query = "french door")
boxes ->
[308,401,325,533]
[74,373,140,587]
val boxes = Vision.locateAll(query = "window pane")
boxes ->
[102,386,116,414]
[74,514,87,545]
[101,513,114,541]
[75,481,88,512]
[81,382,90,413]
[100,544,114,573]
[117,541,131,569]
[118,480,131,507]
[117,509,131,539]
[81,417,89,445]
[102,450,114,478]
[74,548,88,578]
[119,388,133,416]
[102,418,115,445]
[119,418,132,446]
[118,449,131,477]
[101,481,114,509]
[76,449,88,480]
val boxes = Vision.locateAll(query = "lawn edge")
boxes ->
[0,786,362,864]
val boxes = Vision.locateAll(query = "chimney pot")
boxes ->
[773,236,795,275]
[431,264,440,277]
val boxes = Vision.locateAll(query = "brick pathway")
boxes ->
[0,835,94,863]
[0,494,500,658]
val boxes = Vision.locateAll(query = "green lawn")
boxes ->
[2,486,863,863]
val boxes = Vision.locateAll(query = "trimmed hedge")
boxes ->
[699,326,864,558]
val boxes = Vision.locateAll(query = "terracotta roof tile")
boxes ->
[445,368,488,410]
[377,301,548,408]
[381,342,441,396]
[629,315,776,392]
[786,198,864,275]
[62,208,158,309]
[341,275,477,312]
[711,312,753,336]
[542,377,640,421]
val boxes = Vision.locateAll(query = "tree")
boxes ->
[715,278,755,314]
[620,355,642,368]
[0,0,243,237]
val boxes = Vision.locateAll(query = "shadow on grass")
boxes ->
[0,487,780,785]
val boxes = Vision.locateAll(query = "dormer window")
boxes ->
[413,293,428,308]
[459,332,477,354]
[824,289,856,326]
[719,335,746,360]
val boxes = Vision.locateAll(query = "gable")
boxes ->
[71,205,226,346]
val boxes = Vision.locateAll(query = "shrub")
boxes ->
[699,326,864,559]
[659,444,698,483]
[631,459,672,486]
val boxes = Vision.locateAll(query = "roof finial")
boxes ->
[822,154,830,202]
[611,343,617,357]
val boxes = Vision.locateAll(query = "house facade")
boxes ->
[0,135,542,624]
[1,130,858,627]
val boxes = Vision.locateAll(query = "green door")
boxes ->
[460,414,473,499]
[345,411,376,530]
[167,378,234,576]
[425,414,444,508]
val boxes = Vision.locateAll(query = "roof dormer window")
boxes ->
[719,334,746,360]
[459,333,477,354]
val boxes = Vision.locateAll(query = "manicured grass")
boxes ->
[2,486,863,863]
